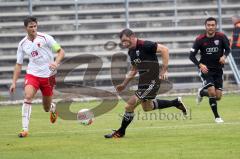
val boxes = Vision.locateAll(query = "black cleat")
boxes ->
[104,130,125,138]
[176,97,188,116]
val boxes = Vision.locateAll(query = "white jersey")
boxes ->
[17,32,59,78]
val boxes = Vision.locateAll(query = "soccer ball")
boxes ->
[77,109,94,126]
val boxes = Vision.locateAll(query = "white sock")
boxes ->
[50,103,56,113]
[22,101,32,131]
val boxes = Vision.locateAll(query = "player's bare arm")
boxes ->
[49,48,65,70]
[116,65,137,92]
[9,63,22,93]
[156,43,169,80]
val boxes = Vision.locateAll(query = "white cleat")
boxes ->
[196,88,203,105]
[215,117,224,123]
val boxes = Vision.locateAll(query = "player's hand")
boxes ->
[219,55,226,65]
[199,63,208,74]
[159,70,168,80]
[49,62,59,71]
[116,84,126,93]
[9,83,16,94]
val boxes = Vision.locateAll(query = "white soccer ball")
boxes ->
[77,109,94,126]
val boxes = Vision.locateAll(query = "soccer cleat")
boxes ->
[215,117,224,123]
[176,97,188,116]
[196,88,203,105]
[104,130,125,139]
[50,111,58,124]
[18,130,28,138]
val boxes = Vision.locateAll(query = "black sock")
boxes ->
[209,97,220,118]
[152,98,179,110]
[200,89,209,97]
[118,112,134,134]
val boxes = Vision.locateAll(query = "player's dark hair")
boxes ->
[205,17,217,25]
[24,16,38,27]
[119,28,135,39]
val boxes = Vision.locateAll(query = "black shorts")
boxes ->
[199,68,223,90]
[135,79,160,100]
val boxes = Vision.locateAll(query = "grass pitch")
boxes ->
[0,94,240,159]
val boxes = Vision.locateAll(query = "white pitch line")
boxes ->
[131,121,240,130]
[0,121,240,137]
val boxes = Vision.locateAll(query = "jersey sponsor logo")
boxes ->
[133,58,141,64]
[31,51,39,57]
[214,40,219,45]
[206,47,219,54]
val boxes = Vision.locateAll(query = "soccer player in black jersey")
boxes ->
[104,28,187,138]
[189,17,230,123]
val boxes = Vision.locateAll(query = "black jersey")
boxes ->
[128,39,159,77]
[189,32,230,69]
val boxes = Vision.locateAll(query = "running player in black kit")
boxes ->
[104,29,187,138]
[189,17,230,123]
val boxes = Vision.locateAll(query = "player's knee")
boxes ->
[125,98,138,112]
[142,106,152,112]
[125,104,135,112]
[208,92,216,97]
[24,94,33,102]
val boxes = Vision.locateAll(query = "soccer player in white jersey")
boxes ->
[9,16,65,137]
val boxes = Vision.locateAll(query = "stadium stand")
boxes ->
[0,0,239,98]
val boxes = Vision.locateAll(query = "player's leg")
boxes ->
[215,89,222,101]
[42,95,52,112]
[40,75,57,123]
[197,88,209,104]
[197,72,210,105]
[104,95,139,138]
[207,86,223,123]
[214,89,224,123]
[118,95,138,135]
[19,75,38,137]
[140,97,187,115]
[212,70,224,122]
[138,82,187,115]
[42,95,57,123]
[214,70,223,101]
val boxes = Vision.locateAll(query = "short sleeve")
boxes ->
[46,34,61,53]
[222,34,230,56]
[143,41,157,54]
[16,43,24,64]
[191,37,201,53]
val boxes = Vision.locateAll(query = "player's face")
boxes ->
[120,34,135,49]
[205,20,217,36]
[25,21,37,38]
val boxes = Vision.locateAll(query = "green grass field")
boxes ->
[0,94,240,159]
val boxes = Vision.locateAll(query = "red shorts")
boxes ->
[24,74,56,96]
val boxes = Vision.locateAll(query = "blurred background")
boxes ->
[0,0,239,102]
